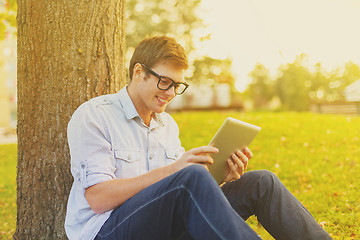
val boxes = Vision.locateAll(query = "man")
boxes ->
[65,35,332,240]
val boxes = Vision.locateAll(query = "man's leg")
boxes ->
[221,170,332,240]
[95,165,260,240]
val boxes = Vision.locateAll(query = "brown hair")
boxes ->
[129,35,189,80]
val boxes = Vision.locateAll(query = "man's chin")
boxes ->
[154,105,168,113]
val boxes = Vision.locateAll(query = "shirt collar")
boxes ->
[117,86,139,120]
[151,112,165,128]
[117,86,165,127]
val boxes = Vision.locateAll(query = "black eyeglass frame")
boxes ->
[140,63,189,95]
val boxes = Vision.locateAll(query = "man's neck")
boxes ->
[126,85,152,126]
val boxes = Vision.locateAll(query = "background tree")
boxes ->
[0,0,16,39]
[310,61,360,102]
[307,63,329,102]
[15,0,125,238]
[126,0,205,56]
[330,61,360,100]
[191,56,235,86]
[245,63,274,109]
[244,55,360,111]
[274,54,312,111]
[125,0,235,89]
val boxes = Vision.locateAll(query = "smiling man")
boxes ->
[65,35,332,240]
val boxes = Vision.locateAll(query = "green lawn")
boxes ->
[1,112,359,239]
[173,111,360,239]
[0,144,17,239]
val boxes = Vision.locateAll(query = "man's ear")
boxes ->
[132,63,145,81]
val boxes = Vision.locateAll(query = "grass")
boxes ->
[0,144,17,239]
[0,112,359,239]
[172,111,360,239]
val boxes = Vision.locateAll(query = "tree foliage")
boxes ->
[0,0,16,39]
[191,56,235,86]
[246,63,274,109]
[246,54,360,111]
[125,0,235,87]
[126,0,204,55]
[275,55,312,111]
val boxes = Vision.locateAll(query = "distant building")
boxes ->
[344,79,360,102]
[167,83,232,111]
[310,79,360,115]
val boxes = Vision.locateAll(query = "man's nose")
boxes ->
[164,85,176,97]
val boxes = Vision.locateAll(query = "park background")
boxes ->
[0,0,359,239]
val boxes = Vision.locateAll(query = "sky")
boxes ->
[196,0,360,91]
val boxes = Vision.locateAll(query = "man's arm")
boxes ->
[85,146,218,214]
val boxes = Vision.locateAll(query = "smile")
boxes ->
[156,96,169,104]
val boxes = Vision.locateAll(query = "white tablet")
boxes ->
[208,117,261,184]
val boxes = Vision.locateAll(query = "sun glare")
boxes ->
[198,0,360,92]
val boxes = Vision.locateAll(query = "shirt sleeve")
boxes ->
[67,101,116,190]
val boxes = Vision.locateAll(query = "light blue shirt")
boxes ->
[65,86,185,240]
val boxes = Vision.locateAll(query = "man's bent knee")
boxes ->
[179,164,211,177]
[176,164,216,185]
[243,170,281,190]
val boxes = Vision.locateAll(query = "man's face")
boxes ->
[136,62,186,115]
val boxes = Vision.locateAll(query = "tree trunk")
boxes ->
[15,0,125,239]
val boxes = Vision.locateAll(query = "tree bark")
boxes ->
[15,0,125,239]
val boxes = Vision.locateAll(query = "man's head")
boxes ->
[127,36,189,123]
[129,35,189,81]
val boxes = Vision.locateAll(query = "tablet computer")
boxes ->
[208,117,261,184]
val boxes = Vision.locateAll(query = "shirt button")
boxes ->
[128,154,132,160]
[81,164,86,169]
[149,154,153,160]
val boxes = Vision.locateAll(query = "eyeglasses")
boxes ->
[140,63,189,95]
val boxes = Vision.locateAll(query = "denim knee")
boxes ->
[257,170,283,195]
[243,170,281,192]
[176,164,216,186]
[179,164,212,178]
[256,169,278,182]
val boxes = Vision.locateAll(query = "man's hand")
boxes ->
[223,147,253,183]
[173,146,219,171]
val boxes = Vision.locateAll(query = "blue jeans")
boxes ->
[95,165,331,240]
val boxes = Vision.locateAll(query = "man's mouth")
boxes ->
[156,96,169,104]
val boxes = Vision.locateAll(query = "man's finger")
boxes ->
[242,147,253,159]
[189,154,214,165]
[236,150,248,170]
[190,146,219,155]
[228,160,241,180]
[232,153,245,176]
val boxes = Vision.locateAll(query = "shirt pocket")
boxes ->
[114,149,141,178]
[164,148,183,165]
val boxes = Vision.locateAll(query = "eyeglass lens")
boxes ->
[158,78,187,94]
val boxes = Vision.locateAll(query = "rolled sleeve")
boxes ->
[79,160,114,190]
[68,102,116,190]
